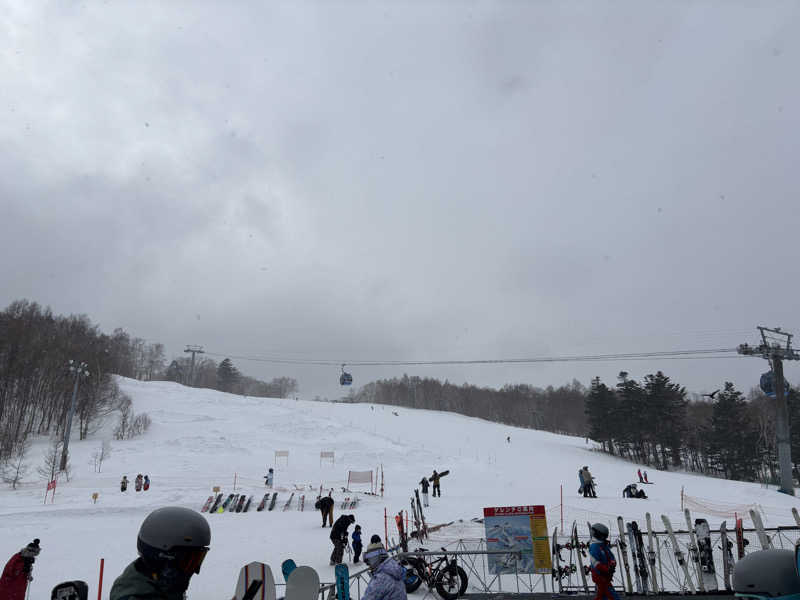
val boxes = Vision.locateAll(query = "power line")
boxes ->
[203,347,739,368]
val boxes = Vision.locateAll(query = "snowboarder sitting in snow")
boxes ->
[316,494,334,527]
[352,525,363,563]
[362,540,407,600]
[121,475,129,492]
[582,466,597,498]
[264,468,274,488]
[419,477,430,507]
[589,523,619,600]
[330,514,355,565]
[431,470,441,497]
[622,483,647,499]
[0,539,40,600]
[109,506,210,600]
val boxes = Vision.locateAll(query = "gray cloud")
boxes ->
[1,1,798,397]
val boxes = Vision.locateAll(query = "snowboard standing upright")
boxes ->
[571,522,588,593]
[749,509,772,550]
[631,521,650,593]
[335,564,350,600]
[735,517,745,559]
[719,520,734,591]
[234,561,276,600]
[268,492,278,511]
[626,522,642,593]
[694,519,718,591]
[645,513,659,592]
[285,566,320,600]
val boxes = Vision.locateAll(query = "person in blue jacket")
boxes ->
[362,540,407,600]
[352,525,363,563]
[588,523,619,600]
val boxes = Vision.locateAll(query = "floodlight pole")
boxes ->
[738,326,798,495]
[61,360,90,472]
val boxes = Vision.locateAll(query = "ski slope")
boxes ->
[0,377,796,599]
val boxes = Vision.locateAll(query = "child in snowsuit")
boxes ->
[352,525,363,563]
[588,525,619,600]
[0,539,41,600]
[264,468,274,488]
[431,470,441,497]
[419,477,430,507]
[143,475,150,491]
[120,476,128,492]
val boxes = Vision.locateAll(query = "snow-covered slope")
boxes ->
[1,378,795,598]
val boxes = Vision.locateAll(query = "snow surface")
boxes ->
[1,377,797,599]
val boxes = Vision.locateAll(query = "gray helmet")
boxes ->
[590,523,609,541]
[733,549,800,597]
[138,506,210,552]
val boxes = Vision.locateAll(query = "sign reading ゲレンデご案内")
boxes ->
[483,505,551,575]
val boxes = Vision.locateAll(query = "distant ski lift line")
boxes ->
[203,347,739,368]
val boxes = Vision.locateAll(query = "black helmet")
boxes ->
[137,507,211,593]
[733,549,800,598]
[590,523,609,541]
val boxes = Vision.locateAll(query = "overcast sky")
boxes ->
[2,1,799,399]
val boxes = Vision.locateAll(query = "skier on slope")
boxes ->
[362,541,407,600]
[109,506,210,600]
[329,514,356,565]
[315,494,334,527]
[352,525,363,563]
[0,539,41,600]
[419,477,430,507]
[588,523,619,600]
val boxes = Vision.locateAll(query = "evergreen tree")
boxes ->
[217,358,240,393]
[585,377,618,452]
[707,382,759,480]
[644,371,688,468]
[615,372,646,461]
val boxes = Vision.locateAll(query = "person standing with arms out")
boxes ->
[352,525,363,564]
[431,470,441,498]
[264,468,274,488]
[589,523,619,600]
[419,477,430,507]
[109,506,210,600]
[0,539,40,600]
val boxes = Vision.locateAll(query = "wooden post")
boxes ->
[97,558,105,600]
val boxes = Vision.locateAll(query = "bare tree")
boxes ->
[92,439,111,473]
[2,435,31,489]
[38,436,70,483]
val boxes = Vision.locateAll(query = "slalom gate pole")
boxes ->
[97,558,104,600]
[384,508,388,544]
[560,485,563,531]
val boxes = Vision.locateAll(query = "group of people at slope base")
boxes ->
[578,466,596,497]
[120,474,150,493]
[0,539,40,600]
[100,506,406,600]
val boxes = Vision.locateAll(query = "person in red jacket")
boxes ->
[0,539,41,600]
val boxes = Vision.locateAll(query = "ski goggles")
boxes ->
[172,547,209,575]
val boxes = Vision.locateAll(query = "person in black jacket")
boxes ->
[330,514,355,565]
[419,477,430,507]
[431,471,441,498]
[315,495,334,527]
